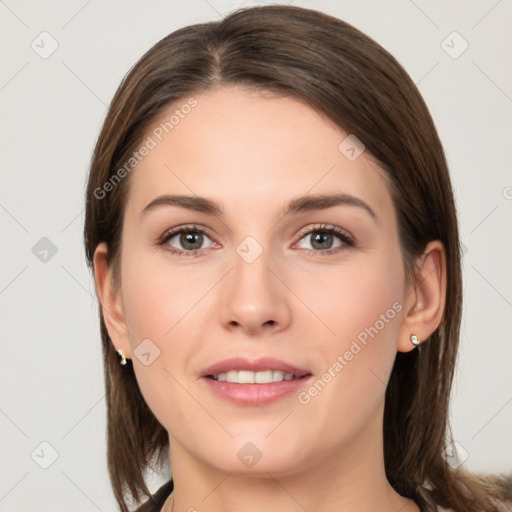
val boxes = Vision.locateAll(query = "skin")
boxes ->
[94,85,447,512]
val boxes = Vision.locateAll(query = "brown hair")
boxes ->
[83,5,511,512]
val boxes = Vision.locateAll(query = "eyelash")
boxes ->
[157,223,355,258]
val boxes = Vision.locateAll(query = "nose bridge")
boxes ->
[218,234,291,333]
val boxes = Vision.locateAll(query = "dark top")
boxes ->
[132,479,512,512]
[134,480,174,512]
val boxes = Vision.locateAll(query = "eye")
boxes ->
[158,225,217,256]
[294,224,354,256]
[157,223,354,257]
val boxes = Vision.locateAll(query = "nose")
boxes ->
[218,246,292,336]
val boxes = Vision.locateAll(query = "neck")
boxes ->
[163,405,419,512]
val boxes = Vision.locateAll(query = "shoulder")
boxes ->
[133,479,174,512]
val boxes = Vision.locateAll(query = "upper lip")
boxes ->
[201,356,311,378]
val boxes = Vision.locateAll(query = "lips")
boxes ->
[200,357,313,407]
[200,356,311,380]
[200,356,313,406]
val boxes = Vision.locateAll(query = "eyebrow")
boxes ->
[140,193,378,222]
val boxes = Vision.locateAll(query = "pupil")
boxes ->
[312,232,332,250]
[181,231,202,250]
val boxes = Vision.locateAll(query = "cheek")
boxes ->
[297,251,404,353]
[296,253,404,395]
[120,242,205,343]
[118,238,227,426]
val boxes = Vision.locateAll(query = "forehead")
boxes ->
[125,86,393,219]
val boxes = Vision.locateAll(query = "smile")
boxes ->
[208,370,300,383]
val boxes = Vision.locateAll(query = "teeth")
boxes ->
[256,370,273,383]
[211,370,296,383]
[272,370,285,382]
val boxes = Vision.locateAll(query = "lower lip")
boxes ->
[201,375,312,406]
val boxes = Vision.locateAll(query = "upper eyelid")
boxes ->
[161,224,214,240]
[296,224,353,240]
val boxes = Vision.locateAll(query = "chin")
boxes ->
[190,433,313,477]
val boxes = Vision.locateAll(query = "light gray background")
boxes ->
[1,1,511,510]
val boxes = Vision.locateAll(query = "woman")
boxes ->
[83,5,511,512]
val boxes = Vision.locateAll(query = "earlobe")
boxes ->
[397,240,447,353]
[93,242,131,357]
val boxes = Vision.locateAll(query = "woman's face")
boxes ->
[113,85,413,476]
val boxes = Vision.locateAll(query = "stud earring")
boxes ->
[117,349,128,366]
[410,334,420,347]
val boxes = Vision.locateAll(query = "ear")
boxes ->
[397,240,447,353]
[93,242,131,357]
